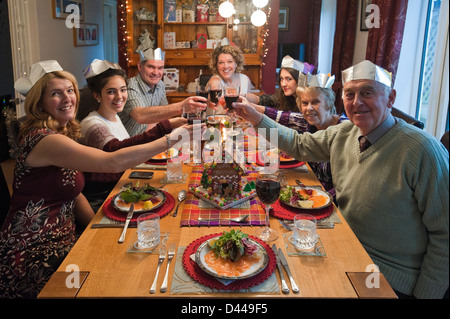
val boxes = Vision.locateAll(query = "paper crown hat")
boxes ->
[298,72,335,89]
[342,60,392,87]
[281,56,304,72]
[84,59,122,79]
[14,60,63,96]
[139,48,165,62]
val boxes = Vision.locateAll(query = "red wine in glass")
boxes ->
[255,179,281,205]
[225,95,239,111]
[197,91,209,100]
[209,90,221,104]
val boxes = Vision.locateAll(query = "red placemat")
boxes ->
[254,155,305,169]
[182,233,277,290]
[268,200,334,221]
[102,191,175,223]
[145,160,167,165]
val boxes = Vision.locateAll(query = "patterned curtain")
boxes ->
[365,0,409,85]
[305,0,322,70]
[331,0,358,114]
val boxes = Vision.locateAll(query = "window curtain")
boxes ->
[331,0,359,114]
[305,0,322,69]
[365,0,409,86]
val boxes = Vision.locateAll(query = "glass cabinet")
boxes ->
[126,0,263,99]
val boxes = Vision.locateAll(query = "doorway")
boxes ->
[103,0,118,63]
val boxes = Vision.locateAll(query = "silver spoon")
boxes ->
[172,190,186,217]
[197,215,249,223]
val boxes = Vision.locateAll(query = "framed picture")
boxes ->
[73,23,99,46]
[52,0,84,20]
[279,7,289,31]
[360,0,372,31]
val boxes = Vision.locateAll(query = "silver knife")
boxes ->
[278,248,299,293]
[118,204,134,243]
[272,244,289,294]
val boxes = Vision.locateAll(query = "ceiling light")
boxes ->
[251,9,267,27]
[252,0,269,8]
[219,1,235,18]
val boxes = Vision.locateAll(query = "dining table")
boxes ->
[38,136,397,302]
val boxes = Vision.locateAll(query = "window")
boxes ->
[416,0,449,136]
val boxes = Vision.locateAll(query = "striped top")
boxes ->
[119,73,168,136]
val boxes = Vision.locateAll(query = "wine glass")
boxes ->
[223,83,240,136]
[208,83,222,122]
[255,173,281,242]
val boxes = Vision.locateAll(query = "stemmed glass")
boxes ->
[223,83,240,136]
[208,83,222,122]
[255,173,281,242]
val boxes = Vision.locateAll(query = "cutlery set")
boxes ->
[150,243,176,294]
[272,244,299,294]
[113,178,323,295]
[279,220,335,230]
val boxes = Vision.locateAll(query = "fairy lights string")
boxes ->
[117,0,129,71]
[260,7,271,66]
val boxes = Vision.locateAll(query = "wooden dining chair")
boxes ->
[0,165,10,227]
[391,107,424,129]
[440,131,449,152]
[76,87,99,122]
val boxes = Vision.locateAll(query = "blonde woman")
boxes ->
[207,39,252,115]
[0,60,199,298]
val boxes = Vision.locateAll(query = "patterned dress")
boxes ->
[0,128,84,298]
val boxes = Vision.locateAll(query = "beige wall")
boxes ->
[35,0,105,88]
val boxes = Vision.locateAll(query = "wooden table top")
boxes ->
[38,163,396,300]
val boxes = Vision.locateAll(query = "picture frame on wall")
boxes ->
[73,23,99,46]
[52,0,84,20]
[360,0,372,31]
[279,7,289,31]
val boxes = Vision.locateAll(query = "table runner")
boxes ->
[180,167,267,227]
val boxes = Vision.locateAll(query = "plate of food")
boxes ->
[151,148,178,161]
[279,186,332,210]
[195,230,269,280]
[279,151,296,162]
[112,184,166,213]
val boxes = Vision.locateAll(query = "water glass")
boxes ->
[137,213,160,249]
[293,214,318,250]
[167,157,183,182]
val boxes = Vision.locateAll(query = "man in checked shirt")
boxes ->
[119,48,207,136]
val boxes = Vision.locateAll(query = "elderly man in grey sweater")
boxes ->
[233,60,449,299]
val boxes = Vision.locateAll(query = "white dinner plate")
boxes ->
[112,189,166,213]
[194,236,269,280]
[279,186,332,210]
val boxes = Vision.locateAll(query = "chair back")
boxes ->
[441,131,449,152]
[0,165,10,227]
[391,107,424,129]
[76,87,99,122]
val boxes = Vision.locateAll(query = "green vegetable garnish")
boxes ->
[120,184,158,203]
[211,230,249,262]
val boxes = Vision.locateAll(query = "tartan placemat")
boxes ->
[180,167,267,227]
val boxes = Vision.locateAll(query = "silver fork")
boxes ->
[160,243,176,293]
[150,247,166,294]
